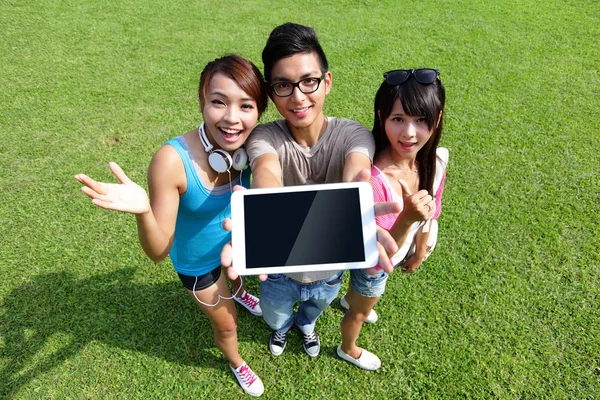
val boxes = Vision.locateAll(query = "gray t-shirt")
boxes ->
[246,117,375,283]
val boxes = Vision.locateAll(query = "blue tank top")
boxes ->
[165,136,250,276]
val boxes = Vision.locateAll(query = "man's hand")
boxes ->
[352,169,401,273]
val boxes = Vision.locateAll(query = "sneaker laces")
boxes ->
[237,364,257,386]
[239,292,259,309]
[303,331,318,347]
[272,330,287,346]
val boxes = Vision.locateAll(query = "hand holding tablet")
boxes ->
[230,182,378,276]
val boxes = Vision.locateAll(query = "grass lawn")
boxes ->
[1,0,599,398]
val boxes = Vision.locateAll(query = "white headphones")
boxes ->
[198,123,248,173]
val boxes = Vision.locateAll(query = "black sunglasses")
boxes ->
[383,68,440,85]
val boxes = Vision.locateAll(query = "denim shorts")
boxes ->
[350,268,388,298]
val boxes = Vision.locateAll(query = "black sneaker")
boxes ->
[302,330,320,358]
[269,330,288,356]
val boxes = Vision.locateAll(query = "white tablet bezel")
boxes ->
[231,181,378,276]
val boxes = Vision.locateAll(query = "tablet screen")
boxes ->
[242,188,365,268]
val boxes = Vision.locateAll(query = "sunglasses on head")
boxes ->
[383,68,440,85]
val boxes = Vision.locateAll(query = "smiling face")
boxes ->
[201,73,260,152]
[269,52,331,135]
[383,99,435,160]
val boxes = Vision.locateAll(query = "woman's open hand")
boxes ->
[74,162,150,215]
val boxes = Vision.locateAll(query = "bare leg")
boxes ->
[340,285,379,359]
[187,272,243,368]
[229,275,244,298]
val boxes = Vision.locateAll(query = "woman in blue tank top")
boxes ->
[75,55,268,397]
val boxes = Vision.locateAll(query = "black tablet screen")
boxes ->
[243,188,366,268]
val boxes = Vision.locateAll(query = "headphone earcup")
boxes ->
[208,149,232,173]
[231,148,248,171]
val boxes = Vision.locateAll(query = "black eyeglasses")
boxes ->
[383,69,440,85]
[269,75,325,97]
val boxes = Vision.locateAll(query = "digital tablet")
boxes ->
[231,182,378,276]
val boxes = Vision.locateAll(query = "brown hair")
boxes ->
[198,54,268,117]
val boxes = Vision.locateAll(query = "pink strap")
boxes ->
[432,172,446,220]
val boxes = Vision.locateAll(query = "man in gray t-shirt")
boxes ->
[244,23,376,359]
[247,118,373,187]
[247,117,374,283]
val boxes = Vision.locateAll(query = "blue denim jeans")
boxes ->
[260,271,344,334]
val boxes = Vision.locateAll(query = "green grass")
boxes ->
[1,0,599,398]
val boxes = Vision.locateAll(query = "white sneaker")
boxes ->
[336,345,381,371]
[230,362,264,397]
[340,295,378,324]
[234,290,262,316]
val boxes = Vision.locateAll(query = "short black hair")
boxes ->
[262,22,329,82]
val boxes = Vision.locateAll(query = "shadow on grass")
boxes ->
[0,268,266,398]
